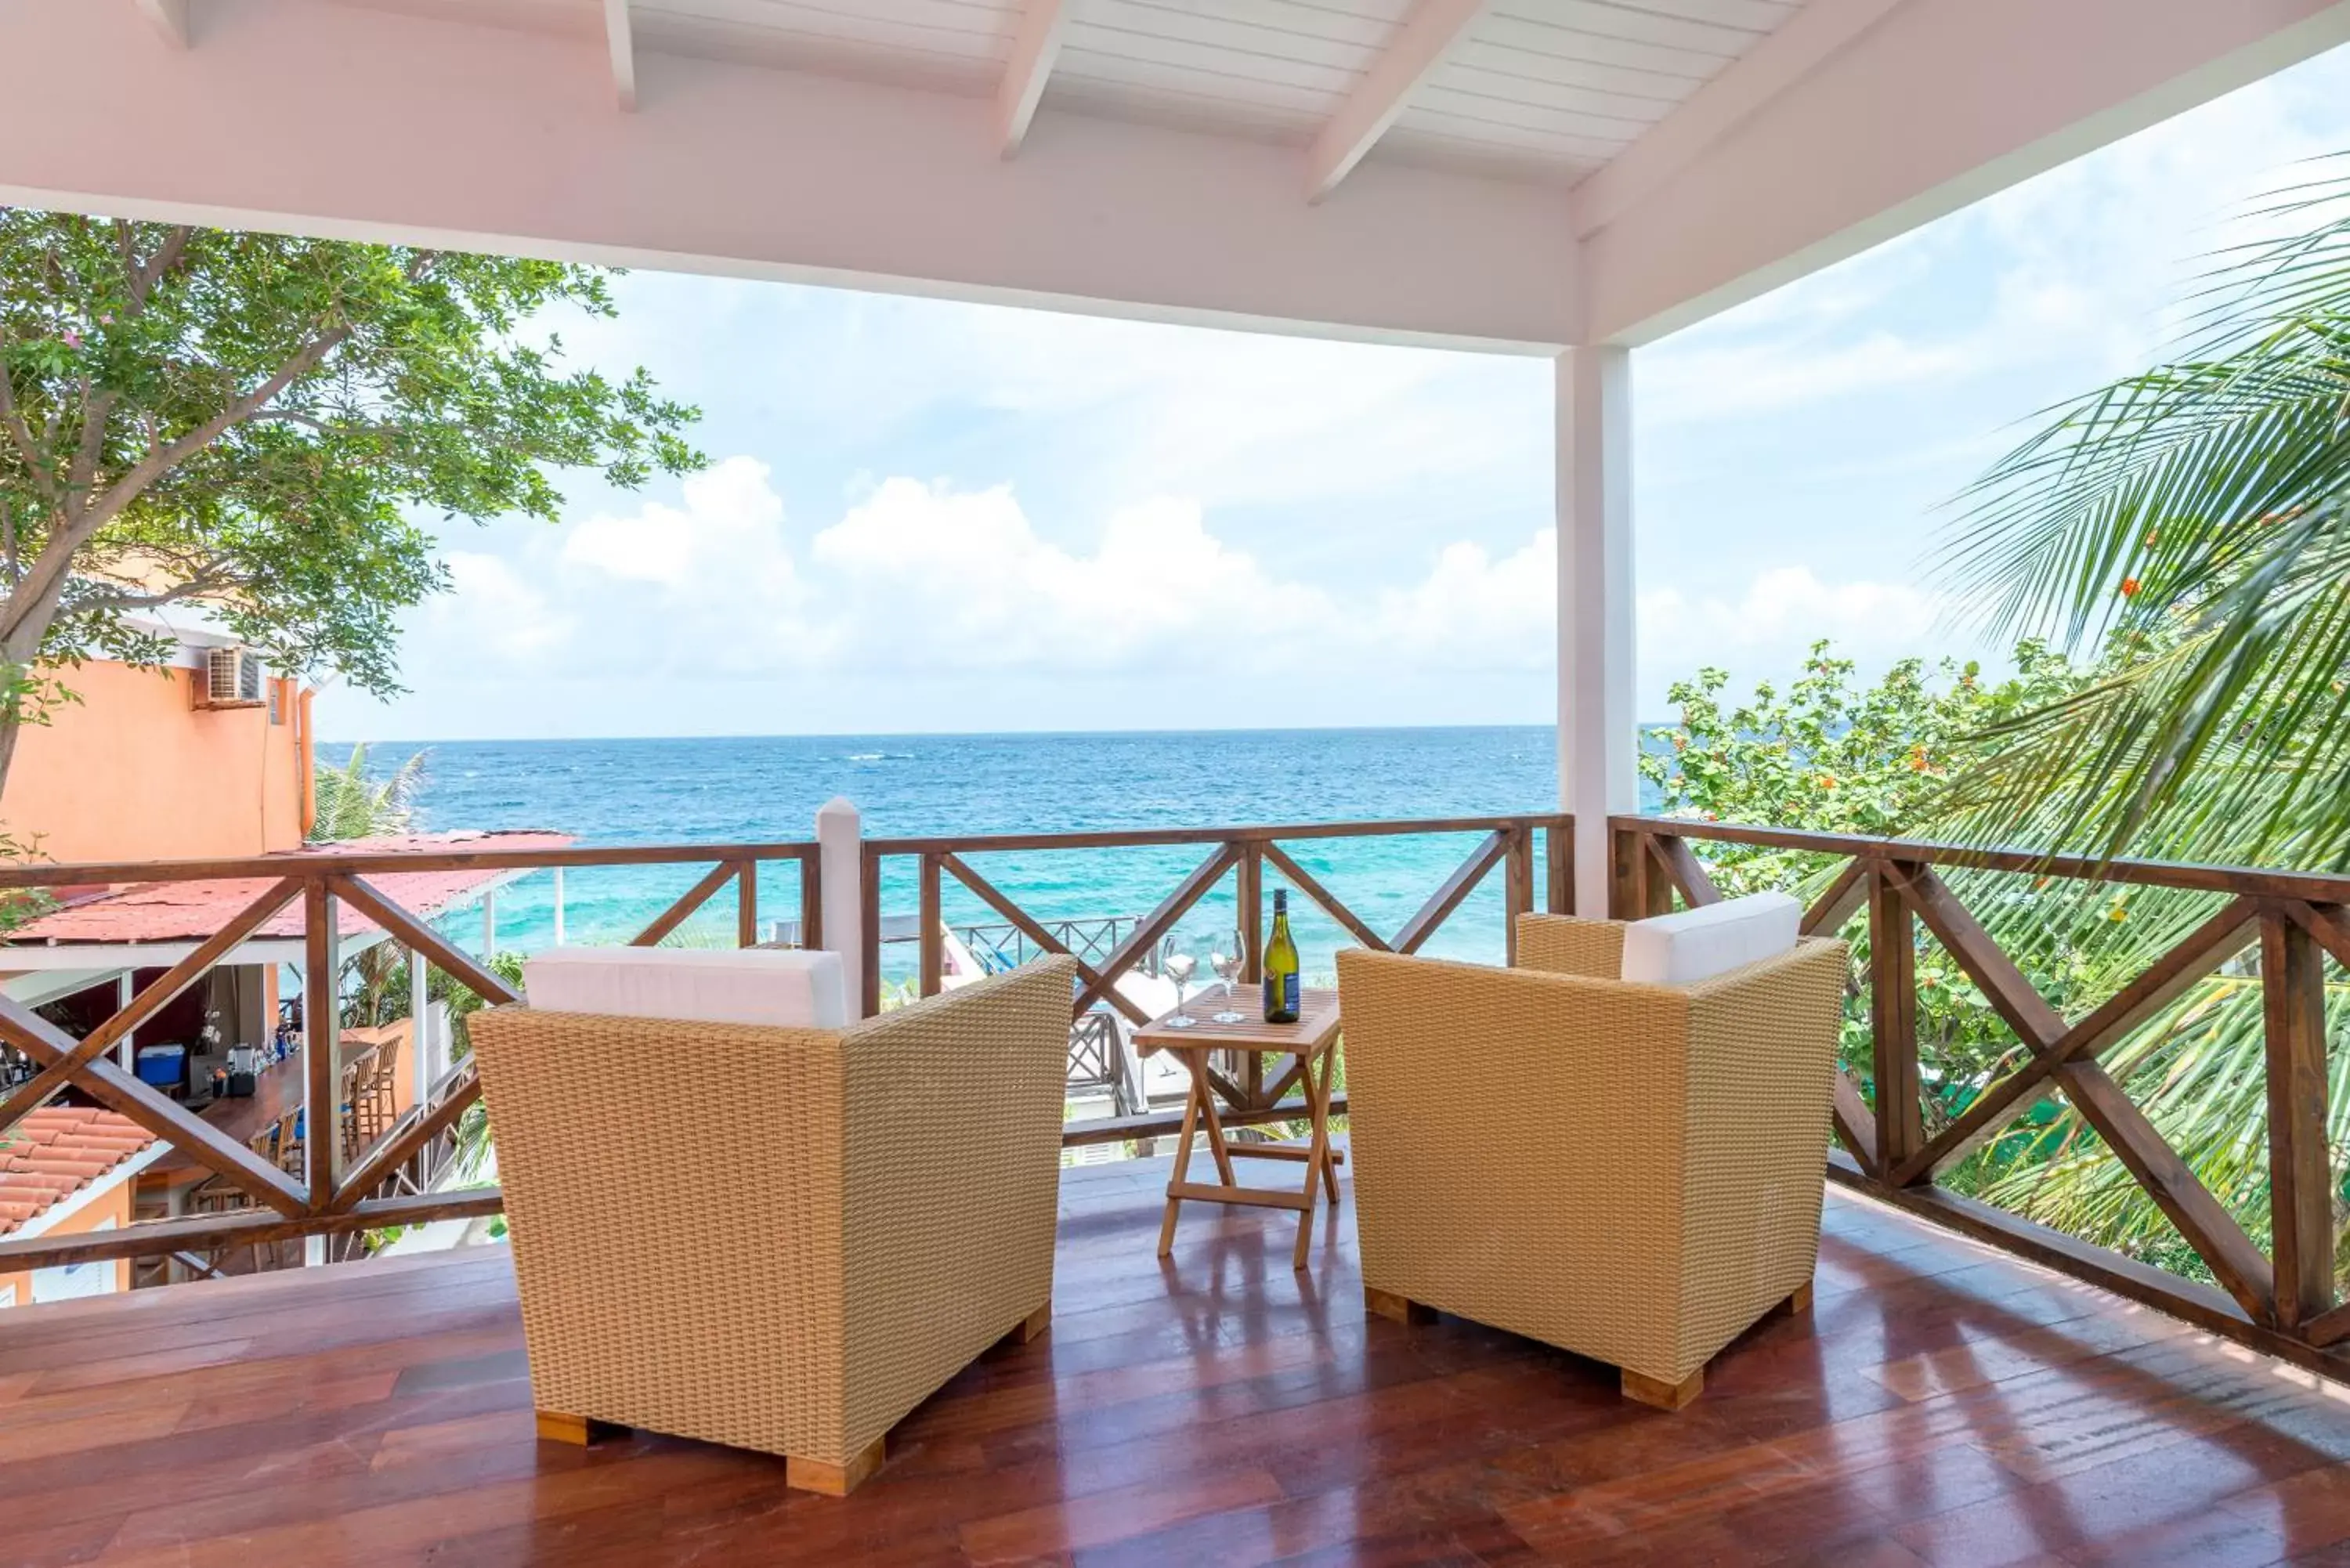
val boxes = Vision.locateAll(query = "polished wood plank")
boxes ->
[4,1161,2350,1566]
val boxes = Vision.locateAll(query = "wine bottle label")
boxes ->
[1263,973,1298,1016]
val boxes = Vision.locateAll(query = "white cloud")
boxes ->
[562,456,798,599]
[415,457,1979,735]
[1369,530,1556,669]
[327,42,2350,743]
[1643,50,2350,432]
[416,459,1572,696]
[807,480,1326,671]
[431,553,572,663]
[1639,568,1968,712]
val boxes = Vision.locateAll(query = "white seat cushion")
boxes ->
[522,946,850,1029]
[1620,891,1801,986]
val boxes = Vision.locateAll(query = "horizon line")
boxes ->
[313,720,1682,747]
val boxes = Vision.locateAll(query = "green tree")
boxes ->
[1643,640,2102,1113]
[0,211,702,803]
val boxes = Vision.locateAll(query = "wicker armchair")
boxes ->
[467,955,1077,1494]
[1335,913,1848,1410]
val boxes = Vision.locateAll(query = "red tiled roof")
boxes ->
[0,1106,157,1236]
[3,831,573,948]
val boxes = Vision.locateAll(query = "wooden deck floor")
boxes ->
[7,1155,2350,1567]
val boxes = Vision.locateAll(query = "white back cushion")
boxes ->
[522,946,850,1029]
[1620,891,1801,986]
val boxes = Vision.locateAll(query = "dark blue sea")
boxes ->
[321,728,1659,985]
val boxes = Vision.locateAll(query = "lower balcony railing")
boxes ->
[861,814,1571,1142]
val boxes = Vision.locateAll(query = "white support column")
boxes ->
[408,944,429,1104]
[480,889,497,961]
[115,973,136,1071]
[1556,346,1638,917]
[551,867,566,946]
[815,797,865,1017]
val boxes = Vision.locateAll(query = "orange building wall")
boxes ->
[2,662,309,864]
[0,1179,135,1307]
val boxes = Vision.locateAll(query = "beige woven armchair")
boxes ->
[467,956,1077,1494]
[1336,914,1847,1411]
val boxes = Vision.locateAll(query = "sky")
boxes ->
[316,40,2350,743]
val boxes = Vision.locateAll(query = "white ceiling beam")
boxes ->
[603,0,637,112]
[996,0,1071,158]
[1570,0,1908,239]
[134,0,190,48]
[5,0,1579,351]
[1579,0,2350,345]
[1305,0,1488,203]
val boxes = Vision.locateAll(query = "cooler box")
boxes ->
[134,1043,186,1088]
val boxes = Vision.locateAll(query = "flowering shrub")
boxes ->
[1638,639,2095,1129]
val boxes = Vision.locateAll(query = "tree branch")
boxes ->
[0,316,356,649]
[78,574,230,612]
[60,388,118,524]
[0,367,50,496]
[246,410,400,439]
[125,226,193,311]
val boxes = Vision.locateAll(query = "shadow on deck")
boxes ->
[6,1155,2350,1566]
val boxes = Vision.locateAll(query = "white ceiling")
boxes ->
[333,0,1807,187]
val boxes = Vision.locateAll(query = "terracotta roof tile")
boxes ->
[2,830,573,948]
[0,1107,157,1237]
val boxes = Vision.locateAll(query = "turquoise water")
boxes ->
[323,728,1653,985]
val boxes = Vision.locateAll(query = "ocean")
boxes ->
[322,728,1651,986]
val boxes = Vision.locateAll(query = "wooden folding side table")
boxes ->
[1134,985,1343,1271]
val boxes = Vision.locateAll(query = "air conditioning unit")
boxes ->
[202,648,266,707]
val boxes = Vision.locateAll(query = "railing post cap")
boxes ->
[816,797,861,831]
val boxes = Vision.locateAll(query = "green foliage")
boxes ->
[1937,171,2350,869]
[439,950,527,1183]
[0,210,703,793]
[1639,639,2292,1287]
[309,742,428,844]
[1645,638,2079,847]
[1922,169,2350,1284]
[314,743,433,1029]
[1645,641,2104,1115]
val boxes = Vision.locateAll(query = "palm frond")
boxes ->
[1935,167,2350,865]
[309,743,430,843]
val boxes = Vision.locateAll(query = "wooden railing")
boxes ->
[862,815,1574,1147]
[11,804,2343,1384]
[1611,813,2350,1381]
[0,840,821,1275]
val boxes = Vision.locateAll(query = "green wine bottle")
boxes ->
[1263,889,1300,1024]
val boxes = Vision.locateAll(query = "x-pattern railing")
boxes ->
[0,840,820,1275]
[866,815,1573,1144]
[957,916,1138,971]
[1613,814,2350,1375]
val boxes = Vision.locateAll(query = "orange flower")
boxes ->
[1818,774,1838,789]
[2120,577,2141,598]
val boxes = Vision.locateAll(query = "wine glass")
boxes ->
[1164,952,1198,1028]
[1208,948,1245,1024]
